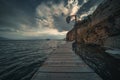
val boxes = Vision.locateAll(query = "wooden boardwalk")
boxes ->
[31,42,102,80]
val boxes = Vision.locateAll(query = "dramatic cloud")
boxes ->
[67,0,79,15]
[0,0,103,39]
[79,5,98,20]
[77,0,104,20]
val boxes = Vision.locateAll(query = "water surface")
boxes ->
[0,40,60,80]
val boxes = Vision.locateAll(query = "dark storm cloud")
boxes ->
[0,0,65,30]
[0,0,103,39]
[53,15,74,32]
[77,0,103,15]
[0,0,37,26]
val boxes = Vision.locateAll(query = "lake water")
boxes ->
[0,40,62,80]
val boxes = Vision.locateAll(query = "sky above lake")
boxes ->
[0,0,103,40]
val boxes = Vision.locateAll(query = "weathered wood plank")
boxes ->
[31,42,102,80]
[38,66,94,72]
[32,73,102,80]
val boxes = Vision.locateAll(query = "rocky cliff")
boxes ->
[66,0,120,48]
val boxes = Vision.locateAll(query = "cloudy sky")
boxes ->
[0,0,103,40]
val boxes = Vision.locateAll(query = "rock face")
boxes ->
[66,0,120,48]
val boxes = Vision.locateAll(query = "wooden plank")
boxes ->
[31,42,102,80]
[42,63,92,67]
[32,73,102,80]
[38,66,94,72]
[45,60,84,63]
[46,58,82,61]
[48,55,80,58]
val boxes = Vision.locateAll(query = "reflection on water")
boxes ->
[76,44,120,80]
[0,40,60,80]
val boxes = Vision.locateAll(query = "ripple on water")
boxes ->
[0,40,60,80]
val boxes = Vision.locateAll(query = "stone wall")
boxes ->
[104,35,120,49]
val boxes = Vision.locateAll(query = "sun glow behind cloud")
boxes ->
[34,1,72,39]
[0,0,103,39]
[34,0,87,39]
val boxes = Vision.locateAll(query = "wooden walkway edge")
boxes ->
[31,42,102,80]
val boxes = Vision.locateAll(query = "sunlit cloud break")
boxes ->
[67,0,90,20]
[35,1,72,38]
[67,0,79,15]
[0,0,103,39]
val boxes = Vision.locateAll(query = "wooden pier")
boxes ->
[31,42,102,80]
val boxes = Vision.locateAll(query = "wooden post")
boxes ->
[74,15,77,43]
